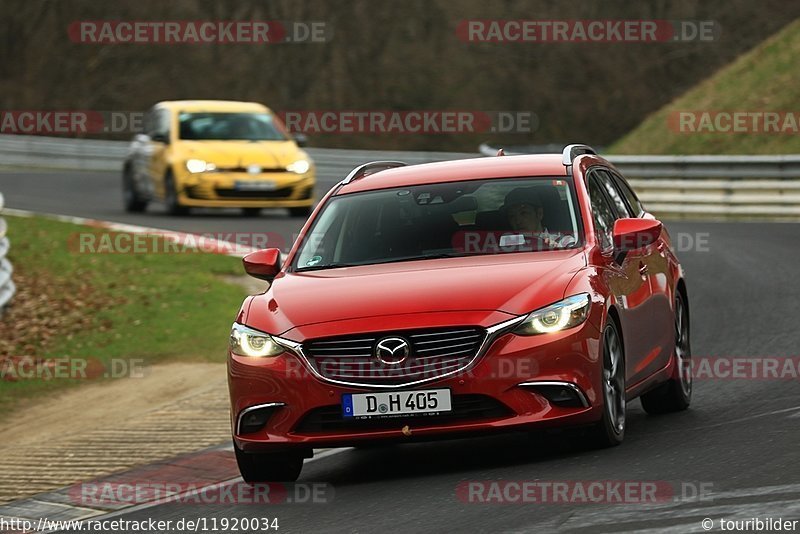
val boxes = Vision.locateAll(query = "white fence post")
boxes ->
[0,192,16,311]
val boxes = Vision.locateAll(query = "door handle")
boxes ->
[638,262,649,276]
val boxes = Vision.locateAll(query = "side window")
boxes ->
[597,169,633,218]
[587,173,617,250]
[610,171,645,217]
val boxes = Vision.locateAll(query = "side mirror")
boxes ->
[293,133,308,147]
[242,248,282,282]
[151,132,170,144]
[612,218,662,253]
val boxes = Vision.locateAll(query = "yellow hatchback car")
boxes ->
[122,100,315,217]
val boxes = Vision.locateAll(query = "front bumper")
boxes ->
[229,320,605,453]
[175,171,315,208]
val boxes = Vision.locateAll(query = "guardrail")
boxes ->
[0,134,128,171]
[0,192,16,312]
[479,143,800,219]
[1,134,800,219]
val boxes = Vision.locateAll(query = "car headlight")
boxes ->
[186,159,217,173]
[514,293,591,335]
[229,323,285,357]
[286,159,310,174]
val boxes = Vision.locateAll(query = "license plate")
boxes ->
[342,389,452,418]
[234,180,276,191]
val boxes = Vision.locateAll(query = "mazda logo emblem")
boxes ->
[374,337,411,365]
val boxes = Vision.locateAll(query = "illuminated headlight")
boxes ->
[286,159,311,174]
[229,323,285,357]
[186,159,217,173]
[514,293,591,335]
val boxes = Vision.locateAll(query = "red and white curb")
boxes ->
[3,208,265,257]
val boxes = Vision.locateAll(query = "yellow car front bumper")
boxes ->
[175,172,315,208]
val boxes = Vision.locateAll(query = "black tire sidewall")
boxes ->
[597,320,625,446]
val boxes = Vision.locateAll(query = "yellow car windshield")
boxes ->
[178,112,288,141]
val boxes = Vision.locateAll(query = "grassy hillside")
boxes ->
[609,18,800,155]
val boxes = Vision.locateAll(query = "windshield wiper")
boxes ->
[295,262,362,272]
[370,253,464,265]
[295,253,462,272]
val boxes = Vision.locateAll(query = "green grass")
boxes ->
[0,215,247,410]
[609,18,800,155]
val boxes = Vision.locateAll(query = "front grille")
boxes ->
[294,394,511,434]
[214,187,294,199]
[304,327,485,386]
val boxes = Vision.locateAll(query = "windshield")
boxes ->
[294,177,581,271]
[178,112,288,141]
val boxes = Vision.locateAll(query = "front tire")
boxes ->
[164,171,188,216]
[590,318,626,448]
[641,291,692,414]
[234,444,304,483]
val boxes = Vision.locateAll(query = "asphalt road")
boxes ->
[0,168,340,243]
[1,164,799,533]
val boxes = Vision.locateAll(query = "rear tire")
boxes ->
[641,292,692,414]
[590,318,626,448]
[289,206,312,218]
[164,172,188,216]
[122,166,147,213]
[234,444,304,483]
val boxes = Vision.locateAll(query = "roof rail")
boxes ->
[561,144,596,166]
[340,161,407,185]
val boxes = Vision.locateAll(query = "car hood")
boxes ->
[246,250,587,336]
[177,140,306,168]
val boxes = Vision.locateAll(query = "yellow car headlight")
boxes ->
[286,159,311,174]
[186,159,217,173]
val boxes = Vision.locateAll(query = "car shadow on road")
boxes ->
[299,408,665,486]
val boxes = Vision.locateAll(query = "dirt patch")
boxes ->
[0,267,109,356]
[0,361,229,503]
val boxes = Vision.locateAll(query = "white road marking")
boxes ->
[658,404,800,433]
[537,483,800,533]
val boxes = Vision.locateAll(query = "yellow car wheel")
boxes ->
[164,171,189,216]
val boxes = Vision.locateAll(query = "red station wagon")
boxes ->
[228,145,692,481]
